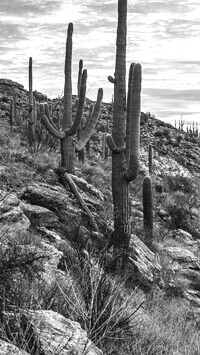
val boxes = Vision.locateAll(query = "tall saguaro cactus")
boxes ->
[40,23,103,173]
[107,0,142,265]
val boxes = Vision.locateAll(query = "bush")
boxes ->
[48,252,144,353]
[164,174,195,194]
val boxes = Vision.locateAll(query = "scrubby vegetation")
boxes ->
[0,113,200,354]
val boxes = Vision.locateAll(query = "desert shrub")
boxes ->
[164,190,200,236]
[163,175,200,235]
[0,228,50,311]
[20,106,60,155]
[0,130,10,146]
[80,160,111,191]
[162,127,171,139]
[47,252,144,352]
[164,191,191,230]
[0,229,53,353]
[134,289,200,355]
[164,174,195,194]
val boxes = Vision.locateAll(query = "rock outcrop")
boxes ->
[4,310,102,355]
[0,78,200,352]
[0,340,29,355]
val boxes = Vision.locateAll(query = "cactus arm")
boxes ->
[29,57,33,116]
[39,103,65,139]
[77,59,83,96]
[108,75,116,84]
[106,134,118,152]
[125,63,141,182]
[63,23,73,130]
[76,88,103,151]
[67,69,87,136]
[44,103,59,130]
[125,63,134,161]
[82,103,94,130]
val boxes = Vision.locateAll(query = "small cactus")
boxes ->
[148,143,153,175]
[143,175,153,246]
[28,57,38,151]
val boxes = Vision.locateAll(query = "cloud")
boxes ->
[0,0,62,17]
[0,0,199,126]
[144,88,200,102]
[142,87,200,122]
[0,21,26,42]
[155,19,200,39]
[130,0,194,15]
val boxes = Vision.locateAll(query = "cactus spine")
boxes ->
[40,23,103,173]
[143,175,153,246]
[108,0,142,266]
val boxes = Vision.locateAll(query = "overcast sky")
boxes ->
[0,0,200,125]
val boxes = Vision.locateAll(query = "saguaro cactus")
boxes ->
[143,175,153,247]
[40,23,103,173]
[148,143,153,175]
[28,57,34,147]
[28,57,38,152]
[107,0,142,266]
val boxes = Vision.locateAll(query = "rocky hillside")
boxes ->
[0,78,200,173]
[0,78,200,354]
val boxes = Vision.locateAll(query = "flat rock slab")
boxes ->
[5,310,102,355]
[158,232,200,307]
[0,340,29,355]
[129,234,162,287]
[21,202,59,228]
[20,183,79,216]
[71,174,104,201]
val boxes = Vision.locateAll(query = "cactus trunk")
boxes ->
[62,23,74,172]
[112,0,130,264]
[108,0,142,266]
[143,175,153,247]
[112,152,130,262]
[28,57,35,151]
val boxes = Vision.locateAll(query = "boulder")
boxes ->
[20,183,79,216]
[0,191,20,213]
[157,231,200,307]
[129,234,162,287]
[21,202,59,228]
[70,174,104,201]
[5,310,102,355]
[0,206,30,239]
[20,183,83,240]
[0,340,29,355]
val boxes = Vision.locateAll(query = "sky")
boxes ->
[0,0,200,126]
